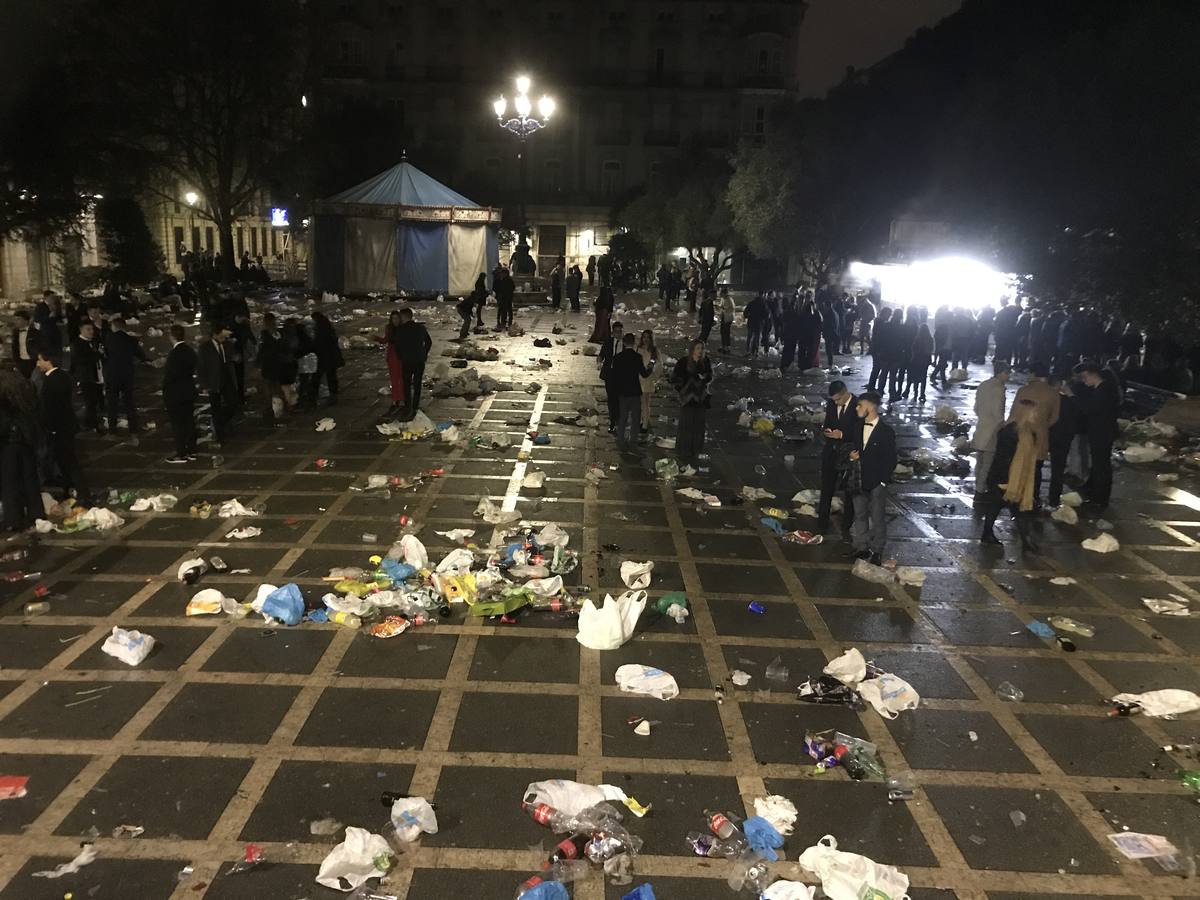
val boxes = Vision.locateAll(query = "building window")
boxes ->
[654,47,665,76]
[338,39,363,64]
[173,226,185,262]
[271,230,278,254]
[237,227,244,257]
[251,228,258,255]
[601,160,623,196]
[204,227,214,251]
[544,159,562,192]
[261,227,268,256]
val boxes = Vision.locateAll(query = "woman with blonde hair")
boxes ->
[980,398,1042,552]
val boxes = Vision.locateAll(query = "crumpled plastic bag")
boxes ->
[32,844,99,879]
[523,883,569,899]
[798,835,910,900]
[858,672,921,719]
[1111,689,1200,718]
[537,523,569,547]
[261,583,304,625]
[439,424,459,443]
[475,497,522,525]
[101,626,156,665]
[933,404,960,424]
[754,795,799,836]
[218,499,258,518]
[1082,533,1120,553]
[405,410,436,435]
[1051,505,1078,524]
[620,560,654,589]
[130,493,178,512]
[225,526,262,540]
[436,528,475,543]
[315,826,393,892]
[399,534,429,569]
[851,558,895,584]
[824,648,867,685]
[615,664,679,700]
[577,590,647,650]
[793,489,820,505]
[1060,491,1083,507]
[390,796,438,841]
[525,575,564,597]
[1124,442,1167,463]
[947,367,968,382]
[1143,596,1191,616]
[523,779,632,816]
[744,815,785,862]
[177,557,207,582]
[742,486,775,501]
[435,547,474,574]
[762,881,816,900]
[522,470,547,489]
[315,417,336,432]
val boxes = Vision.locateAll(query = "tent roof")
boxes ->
[326,160,479,208]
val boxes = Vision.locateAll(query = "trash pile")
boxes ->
[796,649,921,720]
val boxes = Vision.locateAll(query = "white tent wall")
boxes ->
[447,224,488,297]
[343,217,398,293]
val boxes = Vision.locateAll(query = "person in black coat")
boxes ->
[868,308,893,392]
[1074,361,1120,509]
[101,317,147,432]
[597,321,625,431]
[817,381,861,535]
[494,266,515,331]
[549,259,564,310]
[69,321,105,432]
[0,370,43,531]
[697,290,716,343]
[743,294,767,356]
[1045,375,1078,507]
[309,311,344,406]
[391,308,432,418]
[609,333,655,450]
[197,323,238,445]
[256,312,288,419]
[162,324,198,462]
[36,351,91,506]
[229,311,256,404]
[848,391,896,563]
[671,340,713,463]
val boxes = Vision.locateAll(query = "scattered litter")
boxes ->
[762,881,816,900]
[218,499,259,518]
[475,497,522,525]
[615,664,679,700]
[1027,620,1056,638]
[101,627,156,666]
[130,493,178,512]
[1060,491,1083,507]
[634,719,652,736]
[996,681,1024,702]
[1123,442,1167,463]
[797,835,909,900]
[1110,688,1200,718]
[112,824,144,838]
[1046,615,1094,637]
[225,526,262,540]
[753,795,798,835]
[577,591,646,650]
[315,417,336,432]
[309,818,344,836]
[1157,473,1179,482]
[1082,533,1120,553]
[1143,595,1192,616]
[933,405,960,424]
[1107,832,1179,860]
[0,775,29,799]
[1009,810,1027,828]
[620,560,654,589]
[390,796,439,842]
[730,669,752,686]
[436,528,475,543]
[1049,576,1077,586]
[1050,505,1078,524]
[522,470,547,489]
[315,826,393,892]
[33,844,98,879]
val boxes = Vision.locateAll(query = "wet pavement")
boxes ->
[1,289,1199,899]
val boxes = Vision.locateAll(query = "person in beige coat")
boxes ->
[1013,361,1061,461]
[972,361,1010,495]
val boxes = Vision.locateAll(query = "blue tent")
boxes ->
[309,160,500,296]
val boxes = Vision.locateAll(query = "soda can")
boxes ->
[747,601,766,615]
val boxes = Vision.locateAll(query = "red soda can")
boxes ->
[33,584,49,598]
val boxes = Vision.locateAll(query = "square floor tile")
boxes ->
[202,861,348,899]
[599,771,743,856]
[1001,574,1107,607]
[719,645,829,692]
[68,624,215,671]
[0,858,185,900]
[201,626,335,674]
[600,638,711,689]
[1138,615,1200,653]
[405,868,531,900]
[0,753,91,835]
[601,696,728,761]
[695,562,787,596]
[450,692,578,755]
[906,571,1000,606]
[55,754,252,839]
[742,702,866,765]
[886,709,1037,773]
[600,559,684,592]
[925,785,1118,873]
[798,568,896,599]
[1057,614,1166,654]
[0,681,161,740]
[139,683,299,744]
[41,579,149,615]
[335,632,459,679]
[1086,790,1200,874]
[764,777,938,867]
[424,765,563,849]
[707,597,814,639]
[604,876,754,900]
[817,605,938,644]
[1019,714,1167,778]
[688,532,769,560]
[80,544,187,576]
[965,655,1098,704]
[469,635,580,683]
[1085,658,1200,695]
[924,609,1044,648]
[0,624,95,669]
[133,581,259,616]
[868,650,976,699]
[131,515,226,541]
[296,687,440,749]
[239,759,414,842]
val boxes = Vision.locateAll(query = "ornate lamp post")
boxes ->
[493,75,555,237]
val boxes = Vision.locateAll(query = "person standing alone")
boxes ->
[102,317,146,432]
[848,392,896,564]
[198,323,238,446]
[162,325,198,463]
[392,308,432,419]
[36,351,92,506]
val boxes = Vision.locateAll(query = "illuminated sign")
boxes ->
[270,208,289,227]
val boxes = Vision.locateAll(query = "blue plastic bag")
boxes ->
[521,882,568,900]
[760,516,785,536]
[622,885,656,900]
[379,559,415,583]
[744,815,784,862]
[262,583,304,625]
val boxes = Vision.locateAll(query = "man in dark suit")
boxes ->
[609,333,655,450]
[598,321,624,432]
[35,351,92,506]
[69,320,105,432]
[1075,361,1120,509]
[817,380,860,535]
[197,322,238,445]
[849,391,897,564]
[391,308,432,419]
[162,325,198,463]
[101,317,147,432]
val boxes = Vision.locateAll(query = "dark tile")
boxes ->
[988,894,1135,900]
[0,753,91,835]
[605,877,753,900]
[925,785,1118,873]
[130,515,226,541]
[695,562,786,596]
[41,579,149,615]
[1086,659,1200,695]
[68,624,215,671]
[799,568,894,599]
[201,626,335,674]
[965,655,1098,704]
[1020,714,1166,778]
[259,493,335,515]
[707,597,813,639]
[0,681,160,740]
[925,608,1044,648]
[406,868,531,900]
[450,692,578,755]
[335,632,459,679]
[140,683,299,744]
[202,861,349,899]
[469,635,580,683]
[599,638,711,689]
[1142,548,1200,576]
[55,755,252,839]
[607,528,679,556]
[906,571,999,606]
[764,777,938,867]
[599,771,742,856]
[1086,790,1200,874]
[886,709,1037,773]
[742,702,866,765]
[203,472,281,491]
[239,759,414,842]
[888,539,957,567]
[817,605,938,644]
[687,532,768,559]
[1140,615,1200,654]
[719,645,828,692]
[1058,614,1166,654]
[134,581,258,616]
[424,765,563,849]
[81,544,187,575]
[296,687,440,749]
[0,857,185,900]
[999,573,1107,607]
[601,696,728,761]
[0,624,95,669]
[868,650,976,699]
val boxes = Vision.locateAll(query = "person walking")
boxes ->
[718,287,736,354]
[0,370,43,532]
[971,361,1010,497]
[637,329,657,433]
[598,321,624,432]
[256,313,288,420]
[1075,361,1120,510]
[198,323,238,446]
[10,310,38,378]
[379,310,406,413]
[610,333,655,450]
[310,311,344,406]
[162,324,198,463]
[456,291,475,341]
[69,320,105,432]
[848,391,896,564]
[36,351,92,506]
[817,380,860,536]
[392,308,431,419]
[698,290,716,343]
[980,398,1042,552]
[671,339,713,465]
[102,317,146,432]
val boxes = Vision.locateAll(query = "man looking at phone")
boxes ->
[817,380,860,536]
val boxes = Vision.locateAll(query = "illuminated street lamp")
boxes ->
[493,74,556,233]
[183,191,200,256]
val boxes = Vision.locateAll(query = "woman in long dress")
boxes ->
[671,339,713,464]
[637,330,657,434]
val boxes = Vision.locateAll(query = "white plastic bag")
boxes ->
[523,779,631,816]
[824,648,867,685]
[763,882,816,900]
[390,797,438,842]
[1111,688,1200,718]
[315,417,336,432]
[1124,442,1167,463]
[620,560,654,589]
[399,534,429,569]
[851,558,895,584]
[1060,491,1083,508]
[615,664,679,700]
[315,826,394,891]
[439,424,459,443]
[475,497,522,525]
[1051,505,1078,524]
[859,673,921,719]
[218,499,258,518]
[754,795,799,836]
[130,493,178,512]
[1082,533,1120,553]
[933,404,960,424]
[576,590,647,650]
[435,547,474,574]
[525,575,564,597]
[798,835,910,900]
[536,523,569,547]
[522,470,546,488]
[793,489,820,504]
[101,627,156,666]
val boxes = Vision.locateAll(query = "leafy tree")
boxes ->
[95,198,164,284]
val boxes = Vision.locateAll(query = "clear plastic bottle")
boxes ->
[764,655,790,682]
[1047,615,1094,637]
[331,611,361,628]
[705,809,736,840]
[996,681,1024,702]
[887,770,916,801]
[727,851,772,892]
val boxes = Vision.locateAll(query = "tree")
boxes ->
[95,198,163,284]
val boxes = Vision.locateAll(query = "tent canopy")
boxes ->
[327,160,479,208]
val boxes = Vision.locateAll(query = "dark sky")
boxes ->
[796,0,964,96]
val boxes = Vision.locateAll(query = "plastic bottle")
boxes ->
[996,681,1024,702]
[747,601,766,615]
[331,611,361,628]
[23,601,50,616]
[705,809,736,840]
[764,656,789,682]
[0,548,29,564]
[521,801,570,832]
[887,770,916,801]
[727,851,771,892]
[1047,615,1094,637]
[545,833,588,866]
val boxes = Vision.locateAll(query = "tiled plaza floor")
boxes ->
[1,290,1198,899]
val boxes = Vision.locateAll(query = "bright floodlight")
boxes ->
[301,94,308,108]
[846,256,1014,312]
[514,93,532,117]
[184,191,199,206]
[493,96,507,117]
[515,75,531,95]
[538,95,555,119]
